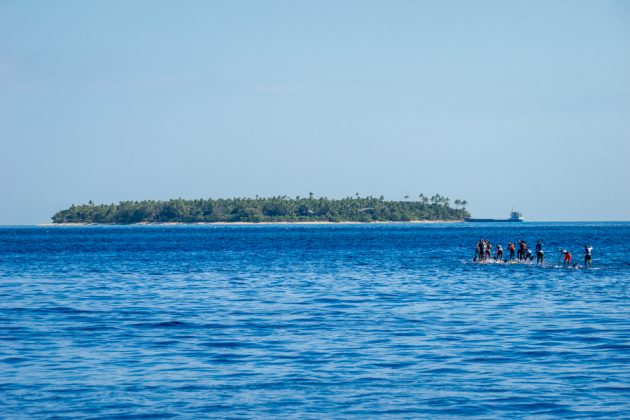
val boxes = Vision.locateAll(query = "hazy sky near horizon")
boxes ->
[1,0,629,223]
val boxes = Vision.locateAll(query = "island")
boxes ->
[51,194,470,224]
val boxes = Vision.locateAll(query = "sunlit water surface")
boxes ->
[1,223,629,418]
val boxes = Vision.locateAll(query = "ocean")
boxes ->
[1,223,629,418]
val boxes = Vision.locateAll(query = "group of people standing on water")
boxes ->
[474,239,593,268]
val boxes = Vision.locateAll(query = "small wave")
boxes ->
[200,340,257,349]
[130,320,195,329]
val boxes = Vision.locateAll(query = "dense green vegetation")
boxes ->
[52,194,469,224]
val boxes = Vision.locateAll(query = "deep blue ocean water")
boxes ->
[1,222,629,418]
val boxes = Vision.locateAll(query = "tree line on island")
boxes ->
[52,194,470,224]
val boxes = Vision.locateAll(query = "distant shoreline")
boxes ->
[50,196,469,224]
[39,220,464,227]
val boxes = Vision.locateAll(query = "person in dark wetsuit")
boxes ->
[584,245,593,268]
[496,245,503,262]
[474,240,483,262]
[535,240,544,265]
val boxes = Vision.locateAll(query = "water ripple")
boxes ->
[1,223,629,417]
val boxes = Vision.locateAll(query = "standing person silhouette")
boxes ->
[584,245,593,268]
[561,249,572,268]
[535,240,544,265]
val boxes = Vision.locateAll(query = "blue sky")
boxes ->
[1,0,629,223]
